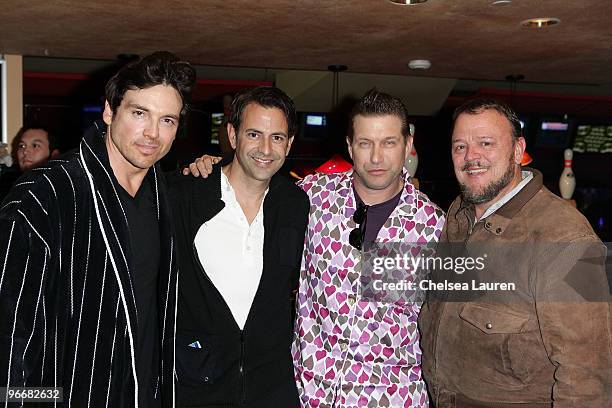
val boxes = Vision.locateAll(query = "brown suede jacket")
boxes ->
[419,169,612,407]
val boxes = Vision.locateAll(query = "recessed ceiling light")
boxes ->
[491,0,512,6]
[521,17,561,28]
[408,59,431,70]
[387,0,428,5]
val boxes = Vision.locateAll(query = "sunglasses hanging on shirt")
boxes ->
[349,203,369,250]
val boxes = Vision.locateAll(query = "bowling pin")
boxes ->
[559,148,576,199]
[405,147,418,177]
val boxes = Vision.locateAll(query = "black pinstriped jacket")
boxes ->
[0,121,178,407]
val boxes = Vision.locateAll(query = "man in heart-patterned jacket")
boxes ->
[292,89,445,407]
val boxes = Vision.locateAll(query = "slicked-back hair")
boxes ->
[348,88,411,142]
[105,51,196,117]
[228,86,297,137]
[453,99,522,140]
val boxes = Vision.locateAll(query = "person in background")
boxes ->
[14,126,60,171]
[0,126,60,201]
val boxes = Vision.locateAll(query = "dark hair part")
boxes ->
[13,125,57,152]
[228,86,297,137]
[348,88,411,142]
[105,51,196,116]
[453,99,522,140]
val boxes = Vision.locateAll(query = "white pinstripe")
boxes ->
[43,174,58,198]
[53,317,57,408]
[95,189,139,320]
[28,190,48,216]
[60,165,77,317]
[0,220,15,294]
[0,200,21,211]
[41,292,47,384]
[87,253,107,407]
[105,295,121,408]
[17,210,50,254]
[4,251,30,408]
[80,143,139,408]
[14,181,35,187]
[22,247,48,384]
[172,267,178,408]
[153,166,160,220]
[68,217,91,408]
[159,239,174,391]
[43,174,62,297]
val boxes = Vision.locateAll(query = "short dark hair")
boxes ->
[13,125,57,152]
[348,88,411,142]
[228,86,297,137]
[105,51,196,116]
[453,99,522,140]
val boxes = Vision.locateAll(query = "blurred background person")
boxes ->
[14,125,60,171]
[0,125,60,201]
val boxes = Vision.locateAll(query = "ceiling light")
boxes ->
[521,17,561,28]
[408,59,431,70]
[387,0,428,5]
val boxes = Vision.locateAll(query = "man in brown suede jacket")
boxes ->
[419,99,612,407]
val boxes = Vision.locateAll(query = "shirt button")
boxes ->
[485,322,493,330]
[347,295,356,306]
[340,342,348,351]
[204,376,210,382]
[485,221,492,228]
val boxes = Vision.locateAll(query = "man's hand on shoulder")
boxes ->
[181,155,222,178]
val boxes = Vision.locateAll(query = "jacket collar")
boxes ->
[456,167,543,236]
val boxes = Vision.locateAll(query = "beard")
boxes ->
[459,155,516,205]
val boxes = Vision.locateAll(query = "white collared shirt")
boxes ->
[479,170,533,221]
[193,170,267,329]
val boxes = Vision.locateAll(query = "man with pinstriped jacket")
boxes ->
[0,52,195,407]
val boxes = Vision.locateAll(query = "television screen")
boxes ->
[573,125,612,153]
[535,118,571,148]
[300,112,328,140]
[210,113,224,145]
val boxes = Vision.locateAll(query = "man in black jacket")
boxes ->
[168,87,309,407]
[0,52,195,407]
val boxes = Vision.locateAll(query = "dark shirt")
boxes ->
[118,175,161,408]
[354,187,402,248]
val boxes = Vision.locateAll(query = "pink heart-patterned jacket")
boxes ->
[292,170,445,408]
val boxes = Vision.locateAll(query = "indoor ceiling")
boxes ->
[2,0,612,86]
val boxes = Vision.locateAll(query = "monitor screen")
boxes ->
[210,113,224,145]
[573,125,612,153]
[306,114,326,126]
[535,118,571,148]
[300,112,329,140]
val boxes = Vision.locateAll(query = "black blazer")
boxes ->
[167,165,308,407]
